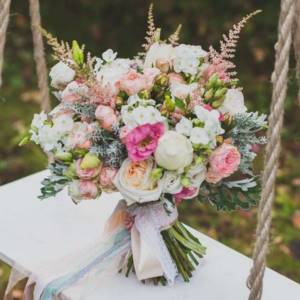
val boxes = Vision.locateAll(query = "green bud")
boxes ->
[55,151,73,162]
[216,78,223,87]
[212,97,224,108]
[80,153,101,170]
[139,90,150,99]
[64,162,77,179]
[156,74,169,86]
[164,95,175,112]
[181,177,190,187]
[192,119,204,127]
[207,73,219,88]
[214,87,227,99]
[204,88,214,100]
[72,40,84,65]
[19,135,30,146]
[154,28,161,42]
[73,148,88,158]
[151,168,163,181]
[196,156,205,165]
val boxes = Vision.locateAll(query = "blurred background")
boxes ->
[0,0,300,298]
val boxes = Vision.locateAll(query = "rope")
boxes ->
[28,0,51,112]
[0,0,11,87]
[293,0,300,105]
[247,0,295,299]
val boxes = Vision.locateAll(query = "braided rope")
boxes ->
[0,0,11,87]
[247,0,295,299]
[293,0,300,105]
[29,0,50,112]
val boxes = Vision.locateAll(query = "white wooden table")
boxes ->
[0,171,299,300]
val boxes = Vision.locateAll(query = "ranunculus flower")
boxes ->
[125,122,165,161]
[99,166,118,189]
[68,180,100,204]
[49,61,75,89]
[219,89,247,116]
[113,158,165,205]
[95,105,118,131]
[206,143,241,183]
[155,131,193,171]
[174,187,198,204]
[76,159,101,180]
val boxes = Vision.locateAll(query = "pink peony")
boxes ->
[206,143,241,183]
[78,180,99,199]
[99,166,118,188]
[174,187,198,204]
[76,159,101,180]
[125,122,165,161]
[95,105,118,131]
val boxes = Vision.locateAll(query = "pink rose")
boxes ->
[168,72,185,85]
[174,187,198,204]
[76,159,101,180]
[206,144,241,183]
[118,69,146,95]
[89,83,117,107]
[125,122,165,161]
[69,180,100,203]
[95,105,118,131]
[99,166,118,189]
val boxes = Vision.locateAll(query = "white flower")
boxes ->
[174,44,207,75]
[37,125,61,152]
[121,105,164,129]
[96,58,131,86]
[52,114,74,135]
[49,62,75,89]
[175,117,193,136]
[113,158,164,205]
[155,131,193,171]
[102,49,118,63]
[187,161,206,188]
[31,111,47,130]
[219,89,247,116]
[190,127,210,145]
[144,42,175,70]
[170,82,198,99]
[163,171,183,194]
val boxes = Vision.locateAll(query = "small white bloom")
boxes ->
[175,117,193,136]
[49,61,75,89]
[190,127,210,145]
[187,162,206,188]
[31,111,48,130]
[52,114,74,135]
[163,171,183,194]
[155,131,193,171]
[219,89,247,116]
[170,82,198,99]
[102,49,118,63]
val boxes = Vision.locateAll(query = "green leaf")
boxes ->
[175,97,186,110]
[72,40,84,65]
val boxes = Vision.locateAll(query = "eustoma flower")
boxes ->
[125,122,165,161]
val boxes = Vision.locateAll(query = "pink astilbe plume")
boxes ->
[209,10,262,79]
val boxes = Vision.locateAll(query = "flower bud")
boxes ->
[55,151,73,162]
[164,95,175,112]
[212,97,225,108]
[181,177,190,187]
[207,73,219,88]
[150,168,163,181]
[64,162,77,179]
[204,88,214,100]
[214,87,228,99]
[155,74,169,86]
[80,153,101,170]
[72,40,84,65]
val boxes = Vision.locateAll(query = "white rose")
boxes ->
[113,158,164,205]
[155,131,193,171]
[190,127,210,145]
[170,82,198,99]
[219,89,247,116]
[163,171,183,194]
[175,117,193,136]
[144,42,175,70]
[49,62,75,89]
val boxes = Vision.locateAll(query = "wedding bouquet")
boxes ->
[22,5,267,289]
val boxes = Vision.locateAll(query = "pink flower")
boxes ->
[168,72,185,85]
[61,81,87,103]
[95,105,118,131]
[89,83,117,107]
[174,187,198,204]
[78,180,99,199]
[76,159,101,180]
[99,166,118,189]
[125,122,165,161]
[119,126,131,144]
[206,143,241,183]
[143,67,160,89]
[202,62,230,83]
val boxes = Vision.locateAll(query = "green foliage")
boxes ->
[195,181,260,211]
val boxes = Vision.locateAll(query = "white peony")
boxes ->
[173,44,207,75]
[219,89,247,116]
[49,62,75,89]
[170,82,198,99]
[155,131,193,171]
[113,158,164,205]
[190,127,210,145]
[144,42,175,70]
[175,117,193,136]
